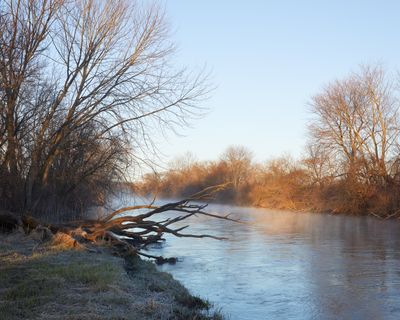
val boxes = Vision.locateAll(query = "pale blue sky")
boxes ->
[159,0,400,162]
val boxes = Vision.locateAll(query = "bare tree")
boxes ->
[360,66,399,184]
[221,145,253,190]
[302,143,336,186]
[0,0,64,210]
[308,65,399,185]
[0,0,209,217]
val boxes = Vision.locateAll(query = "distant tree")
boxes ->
[302,144,336,186]
[221,145,253,191]
[169,152,198,172]
[308,65,399,185]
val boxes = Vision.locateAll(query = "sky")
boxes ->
[157,0,400,163]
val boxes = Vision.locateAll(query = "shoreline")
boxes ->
[149,195,398,220]
[0,230,223,320]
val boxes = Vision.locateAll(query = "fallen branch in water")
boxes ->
[368,209,400,220]
[4,185,240,263]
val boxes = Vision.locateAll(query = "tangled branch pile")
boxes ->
[1,196,238,264]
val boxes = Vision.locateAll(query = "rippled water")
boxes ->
[119,198,400,320]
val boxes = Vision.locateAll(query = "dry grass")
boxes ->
[0,231,223,320]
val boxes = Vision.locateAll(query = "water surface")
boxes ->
[128,200,400,319]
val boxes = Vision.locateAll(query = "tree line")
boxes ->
[0,0,206,220]
[136,65,400,218]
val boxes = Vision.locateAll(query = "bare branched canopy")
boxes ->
[221,145,253,190]
[0,0,209,217]
[309,65,400,184]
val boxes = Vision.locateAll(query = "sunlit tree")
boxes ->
[0,0,208,217]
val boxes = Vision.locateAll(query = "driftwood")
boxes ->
[1,187,239,263]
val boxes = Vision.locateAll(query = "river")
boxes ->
[115,197,400,319]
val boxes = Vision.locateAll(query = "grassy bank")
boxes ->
[0,230,223,320]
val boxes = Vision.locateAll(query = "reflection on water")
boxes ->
[124,199,400,320]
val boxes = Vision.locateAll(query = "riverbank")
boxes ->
[148,195,398,221]
[0,230,222,320]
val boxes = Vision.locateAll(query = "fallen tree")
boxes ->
[1,188,239,264]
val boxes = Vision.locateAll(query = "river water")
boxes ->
[117,198,400,319]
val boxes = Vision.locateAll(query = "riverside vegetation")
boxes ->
[136,66,400,219]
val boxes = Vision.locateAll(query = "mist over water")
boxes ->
[135,202,400,320]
